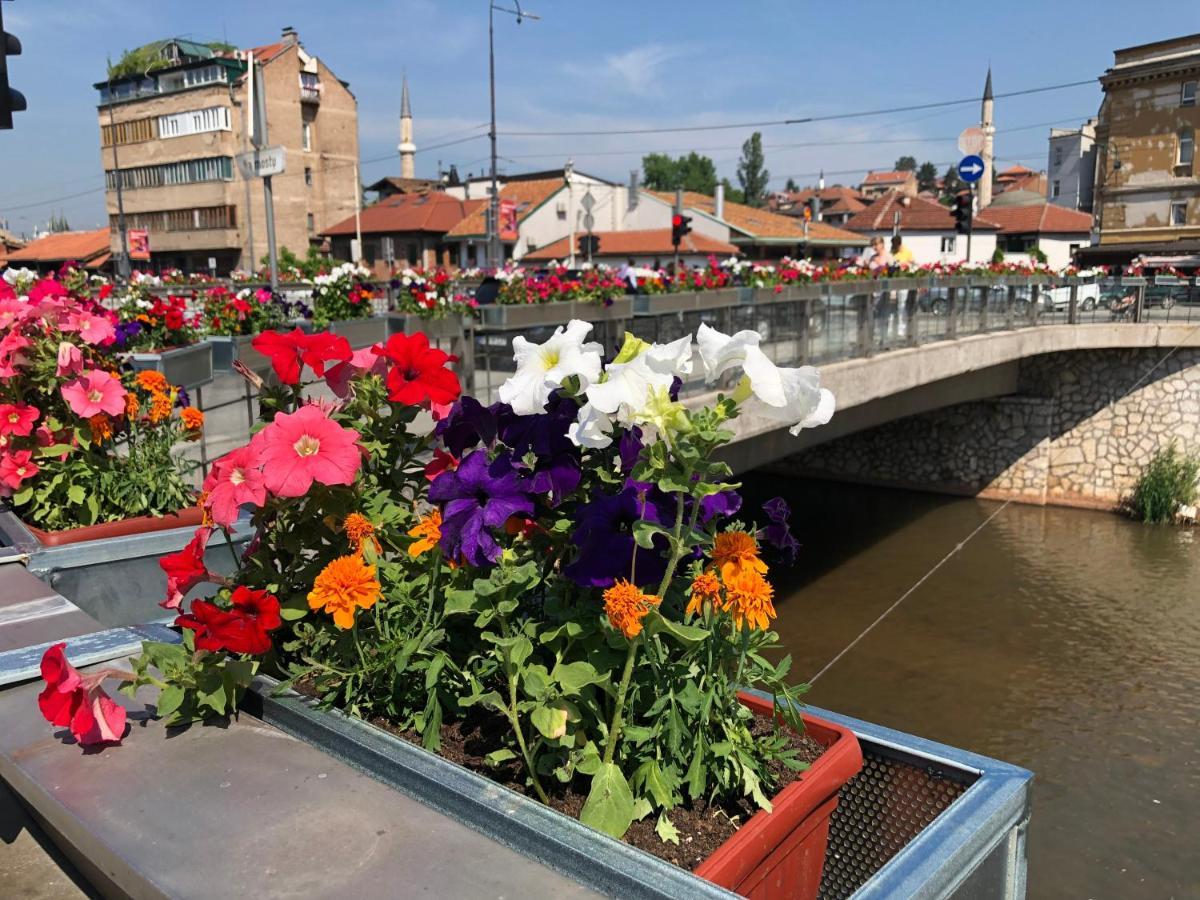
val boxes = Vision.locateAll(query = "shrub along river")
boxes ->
[743,475,1200,900]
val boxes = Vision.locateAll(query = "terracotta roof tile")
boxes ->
[523,229,738,261]
[322,192,482,236]
[6,229,111,265]
[246,42,287,62]
[976,203,1093,234]
[862,171,915,185]
[844,191,1001,232]
[650,191,866,245]
[445,178,564,238]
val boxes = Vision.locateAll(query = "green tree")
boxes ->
[916,161,939,192]
[641,152,718,194]
[940,165,963,204]
[784,177,800,192]
[641,153,679,191]
[720,178,745,205]
[736,132,770,208]
[48,212,70,233]
[894,155,918,172]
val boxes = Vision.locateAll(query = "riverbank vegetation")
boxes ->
[1128,444,1199,524]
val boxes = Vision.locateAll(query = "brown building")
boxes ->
[859,170,918,199]
[1088,33,1200,266]
[96,30,359,274]
[3,229,112,274]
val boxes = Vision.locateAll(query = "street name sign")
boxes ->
[957,155,985,183]
[237,146,287,179]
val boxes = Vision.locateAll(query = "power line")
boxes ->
[1,187,107,213]
[497,79,1098,137]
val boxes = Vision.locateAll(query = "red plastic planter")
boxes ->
[25,506,205,547]
[694,694,863,899]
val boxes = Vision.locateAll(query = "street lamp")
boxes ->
[487,1,539,270]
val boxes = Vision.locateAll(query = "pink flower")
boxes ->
[0,450,38,491]
[254,288,273,304]
[37,643,127,747]
[65,310,115,346]
[0,403,38,437]
[61,370,126,418]
[325,346,387,399]
[0,331,31,377]
[159,525,215,610]
[56,341,83,377]
[27,279,66,304]
[201,445,267,527]
[0,298,28,330]
[257,404,362,498]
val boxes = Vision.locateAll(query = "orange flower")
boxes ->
[148,390,173,424]
[712,530,768,582]
[343,512,381,553]
[307,553,381,629]
[180,407,204,432]
[135,370,169,393]
[197,490,214,527]
[686,570,722,618]
[603,579,660,640]
[125,392,140,420]
[724,569,776,631]
[88,413,113,443]
[407,510,441,557]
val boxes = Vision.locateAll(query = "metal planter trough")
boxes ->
[326,315,389,349]
[479,298,634,330]
[207,334,273,374]
[127,341,214,389]
[250,682,1032,899]
[634,289,742,315]
[386,312,466,341]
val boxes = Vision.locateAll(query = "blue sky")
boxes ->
[0,0,1193,234]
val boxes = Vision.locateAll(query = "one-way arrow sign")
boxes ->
[957,154,985,183]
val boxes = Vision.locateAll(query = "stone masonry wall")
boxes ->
[773,348,1200,509]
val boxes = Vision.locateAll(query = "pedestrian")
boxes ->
[617,257,638,293]
[860,236,890,273]
[890,234,914,268]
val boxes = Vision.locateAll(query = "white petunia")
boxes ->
[586,334,693,421]
[567,401,614,448]
[499,319,603,415]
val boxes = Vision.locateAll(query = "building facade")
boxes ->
[844,192,999,265]
[1047,120,1097,212]
[1092,34,1200,263]
[96,30,359,274]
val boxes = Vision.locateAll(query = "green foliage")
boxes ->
[784,177,800,193]
[720,177,745,205]
[262,246,336,281]
[991,247,1006,264]
[916,161,939,193]
[736,132,770,208]
[894,155,918,172]
[940,165,963,204]
[641,152,719,194]
[1029,246,1048,264]
[107,44,172,80]
[123,635,257,726]
[1129,444,1199,524]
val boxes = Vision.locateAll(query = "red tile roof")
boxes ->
[862,170,915,185]
[322,192,482,236]
[998,173,1048,195]
[5,229,111,265]
[650,191,866,245]
[844,191,1001,232]
[445,178,564,238]
[996,164,1035,179]
[246,42,287,63]
[976,203,1093,234]
[523,229,738,261]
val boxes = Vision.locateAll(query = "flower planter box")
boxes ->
[385,313,466,341]
[326,316,388,349]
[250,680,861,900]
[478,298,633,330]
[128,342,214,390]
[206,334,274,374]
[634,289,741,315]
[21,506,205,548]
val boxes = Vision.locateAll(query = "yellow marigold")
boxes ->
[686,570,722,618]
[148,390,173,424]
[344,512,381,553]
[407,510,442,557]
[125,392,140,420]
[88,413,114,443]
[307,553,381,629]
[135,370,169,393]
[180,407,204,432]
[603,579,660,640]
[724,569,776,632]
[712,530,768,582]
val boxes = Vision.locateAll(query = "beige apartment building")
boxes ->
[1089,33,1200,265]
[96,29,359,273]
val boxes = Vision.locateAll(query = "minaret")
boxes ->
[978,67,994,209]
[398,75,416,180]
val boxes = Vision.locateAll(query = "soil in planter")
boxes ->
[348,697,825,871]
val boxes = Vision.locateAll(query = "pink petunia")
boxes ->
[56,341,83,377]
[0,449,39,491]
[201,445,267,527]
[61,370,126,419]
[325,346,387,399]
[257,404,362,498]
[0,332,31,377]
[0,403,39,437]
[0,297,29,330]
[66,310,115,346]
[159,525,215,610]
[36,643,127,746]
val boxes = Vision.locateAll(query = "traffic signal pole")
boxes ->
[966,183,974,263]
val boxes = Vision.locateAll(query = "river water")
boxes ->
[742,475,1200,900]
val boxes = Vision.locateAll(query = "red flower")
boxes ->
[424,447,459,482]
[374,333,461,407]
[301,331,353,375]
[0,402,38,437]
[98,283,114,301]
[175,586,282,655]
[159,525,214,610]
[165,309,185,330]
[251,329,352,385]
[37,643,127,746]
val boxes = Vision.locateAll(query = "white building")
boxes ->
[844,192,1000,265]
[1047,120,1098,212]
[978,202,1094,269]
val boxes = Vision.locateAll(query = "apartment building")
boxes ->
[1088,33,1200,265]
[1047,120,1097,212]
[96,29,358,273]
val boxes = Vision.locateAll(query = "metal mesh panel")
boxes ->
[818,746,973,899]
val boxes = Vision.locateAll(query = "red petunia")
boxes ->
[159,525,214,610]
[374,333,461,407]
[37,643,127,746]
[251,329,352,385]
[301,330,353,376]
[424,447,458,482]
[175,586,282,655]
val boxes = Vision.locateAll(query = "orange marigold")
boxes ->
[686,570,722,618]
[407,510,442,557]
[148,390,173,424]
[135,370,169,393]
[180,407,204,431]
[344,512,381,553]
[603,579,661,640]
[88,413,114,443]
[125,392,140,420]
[307,553,381,629]
[197,490,214,527]
[724,569,776,632]
[712,530,768,582]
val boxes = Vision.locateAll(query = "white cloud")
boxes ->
[564,42,691,98]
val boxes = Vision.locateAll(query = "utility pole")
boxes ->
[354,159,363,263]
[966,183,975,263]
[104,76,131,283]
[251,55,279,290]
[673,188,683,273]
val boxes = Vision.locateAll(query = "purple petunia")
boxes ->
[501,392,581,502]
[618,426,644,473]
[436,396,510,457]
[428,450,534,566]
[761,496,800,563]
[565,482,670,589]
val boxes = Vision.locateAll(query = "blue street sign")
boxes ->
[958,155,985,183]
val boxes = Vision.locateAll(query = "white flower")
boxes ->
[567,401,613,449]
[696,323,835,435]
[499,319,603,415]
[585,334,693,426]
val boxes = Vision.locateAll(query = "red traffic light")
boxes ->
[672,214,683,227]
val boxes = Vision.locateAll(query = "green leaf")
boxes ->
[635,759,677,808]
[551,660,599,695]
[11,486,32,506]
[484,748,517,766]
[66,484,86,504]
[155,685,185,718]
[279,605,308,622]
[579,763,636,839]
[576,743,602,776]
[442,590,477,616]
[632,520,669,550]
[742,767,773,813]
[522,664,550,699]
[647,614,709,646]
[655,812,681,845]
[632,797,654,821]
[531,704,569,740]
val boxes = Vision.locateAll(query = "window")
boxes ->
[304,167,313,187]
[105,156,233,190]
[100,116,155,146]
[302,122,312,151]
[1182,81,1197,107]
[306,213,315,234]
[1171,201,1188,226]
[940,235,956,253]
[157,106,230,139]
[113,205,236,232]
[1052,180,1061,198]
[1054,146,1063,167]
[1180,129,1195,167]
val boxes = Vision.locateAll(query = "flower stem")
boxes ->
[602,634,640,765]
[222,529,241,572]
[507,672,551,805]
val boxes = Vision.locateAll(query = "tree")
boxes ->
[894,155,918,172]
[784,177,800,192]
[48,212,70,233]
[720,178,745,205]
[641,152,718,194]
[940,165,963,204]
[641,153,678,191]
[736,132,770,208]
[916,161,939,193]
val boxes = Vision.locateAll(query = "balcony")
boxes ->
[299,74,321,104]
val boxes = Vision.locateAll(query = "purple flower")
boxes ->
[500,392,581,504]
[669,376,683,402]
[112,320,142,350]
[565,483,669,589]
[699,488,742,524]
[618,427,643,473]
[760,496,800,563]
[429,450,534,566]
[436,396,510,456]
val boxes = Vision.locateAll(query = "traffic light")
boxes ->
[576,234,600,258]
[0,3,25,130]
[952,193,972,235]
[671,213,692,248]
